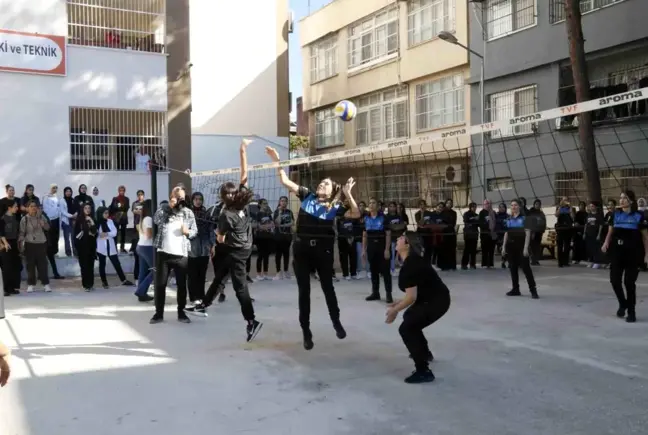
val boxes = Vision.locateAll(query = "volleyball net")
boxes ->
[190,87,648,224]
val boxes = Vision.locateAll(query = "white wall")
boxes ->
[191,135,289,207]
[0,0,168,211]
[189,0,279,137]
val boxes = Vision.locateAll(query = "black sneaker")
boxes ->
[626,311,637,323]
[178,311,191,324]
[365,293,380,301]
[3,291,10,297]
[246,320,262,342]
[102,283,110,289]
[385,293,394,304]
[218,292,226,303]
[332,320,346,339]
[404,369,435,384]
[150,314,163,324]
[184,302,208,317]
[138,295,154,302]
[303,329,314,350]
[122,280,135,286]
[10,289,19,295]
[506,289,522,296]
[617,306,626,318]
[530,290,539,299]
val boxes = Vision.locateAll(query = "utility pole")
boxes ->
[564,0,602,204]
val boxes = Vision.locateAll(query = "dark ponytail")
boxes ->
[624,189,638,213]
[404,231,424,257]
[220,182,254,210]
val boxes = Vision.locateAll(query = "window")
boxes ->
[408,0,456,46]
[415,74,464,132]
[67,0,166,53]
[486,0,536,40]
[488,85,537,138]
[315,108,344,149]
[348,7,399,69]
[310,35,338,83]
[355,86,408,146]
[70,108,167,171]
[367,168,421,207]
[487,177,513,192]
[550,0,624,24]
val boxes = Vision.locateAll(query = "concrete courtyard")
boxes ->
[1,265,647,435]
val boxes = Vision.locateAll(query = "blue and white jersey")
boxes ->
[295,186,346,239]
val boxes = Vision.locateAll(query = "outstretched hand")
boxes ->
[265,146,280,162]
[241,138,253,149]
[342,177,356,196]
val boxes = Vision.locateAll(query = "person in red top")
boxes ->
[109,186,130,253]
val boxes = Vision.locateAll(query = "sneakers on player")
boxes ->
[44,285,52,293]
[246,320,263,342]
[404,369,435,384]
[218,292,226,303]
[27,285,34,293]
[184,302,208,317]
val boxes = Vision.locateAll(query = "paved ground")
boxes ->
[1,264,648,435]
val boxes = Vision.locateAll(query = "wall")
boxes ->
[191,134,289,207]
[0,0,169,208]
[469,0,648,82]
[189,0,290,138]
[301,0,469,111]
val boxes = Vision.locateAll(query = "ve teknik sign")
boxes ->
[0,29,66,76]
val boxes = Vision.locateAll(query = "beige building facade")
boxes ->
[299,0,472,207]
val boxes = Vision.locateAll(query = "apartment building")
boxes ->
[300,0,472,207]
[470,0,648,205]
[0,0,191,199]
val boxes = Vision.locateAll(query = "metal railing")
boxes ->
[69,107,167,172]
[67,0,166,53]
[549,0,625,24]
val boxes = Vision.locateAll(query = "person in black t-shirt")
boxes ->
[254,198,274,280]
[385,201,406,274]
[386,231,450,384]
[478,199,496,268]
[572,201,588,264]
[584,201,604,268]
[461,202,479,269]
[336,206,357,279]
[526,199,546,265]
[273,196,294,279]
[554,197,574,267]
[353,201,368,278]
[187,139,262,342]
[415,200,435,266]
[266,145,361,351]
[441,199,458,271]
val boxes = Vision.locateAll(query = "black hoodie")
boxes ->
[63,186,78,217]
[74,184,95,216]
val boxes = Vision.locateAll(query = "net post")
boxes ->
[150,159,158,290]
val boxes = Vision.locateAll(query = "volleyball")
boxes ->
[334,100,356,122]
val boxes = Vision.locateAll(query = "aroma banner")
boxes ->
[0,29,66,76]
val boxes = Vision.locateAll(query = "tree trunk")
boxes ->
[565,0,602,204]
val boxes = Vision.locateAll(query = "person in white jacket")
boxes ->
[41,184,64,279]
[95,206,134,289]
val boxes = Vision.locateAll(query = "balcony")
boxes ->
[67,0,165,54]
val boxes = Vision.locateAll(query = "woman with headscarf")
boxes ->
[74,184,95,217]
[187,192,214,304]
[74,203,97,291]
[95,206,133,289]
[61,187,78,257]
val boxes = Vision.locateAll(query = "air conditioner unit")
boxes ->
[288,10,295,33]
[444,164,466,184]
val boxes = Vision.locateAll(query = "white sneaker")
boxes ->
[256,275,266,282]
[44,285,52,292]
[27,285,34,293]
[352,275,361,280]
[366,272,371,280]
[273,274,283,281]
[345,276,351,281]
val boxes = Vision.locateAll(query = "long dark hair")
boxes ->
[403,231,424,257]
[96,206,110,232]
[623,189,638,213]
[318,177,344,208]
[141,199,152,219]
[220,182,254,210]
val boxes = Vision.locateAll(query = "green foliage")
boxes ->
[289,135,309,152]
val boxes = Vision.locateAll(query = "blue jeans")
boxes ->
[62,221,74,256]
[355,241,366,273]
[135,245,154,297]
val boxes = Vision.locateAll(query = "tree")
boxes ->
[565,0,602,204]
[289,135,310,157]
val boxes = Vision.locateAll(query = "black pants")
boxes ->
[399,297,450,371]
[461,236,478,268]
[421,233,434,267]
[367,240,391,295]
[187,256,209,302]
[572,230,586,262]
[480,234,495,267]
[1,239,21,291]
[443,233,457,270]
[274,238,291,272]
[131,238,139,280]
[255,237,272,273]
[586,235,603,264]
[204,247,255,320]
[115,220,127,251]
[47,218,61,277]
[507,247,536,291]
[78,247,96,289]
[338,237,357,277]
[556,228,572,266]
[154,251,189,316]
[97,253,126,284]
[24,242,49,285]
[530,231,543,263]
[293,238,340,330]
[610,244,640,312]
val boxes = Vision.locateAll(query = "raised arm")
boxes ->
[265,146,300,194]
[240,138,252,186]
[342,178,360,219]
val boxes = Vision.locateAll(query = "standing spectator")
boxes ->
[461,202,479,270]
[572,201,588,264]
[130,189,146,282]
[19,201,51,293]
[336,205,357,280]
[95,207,133,289]
[527,199,547,265]
[0,185,21,222]
[109,185,130,253]
[478,199,497,268]
[20,184,40,214]
[187,192,213,304]
[74,184,95,216]
[134,200,154,302]
[585,201,604,269]
[495,203,509,268]
[42,184,64,279]
[150,186,197,324]
[61,187,78,256]
[75,203,97,291]
[0,201,22,295]
[132,190,146,226]
[254,198,274,281]
[273,195,294,280]
[554,197,574,268]
[135,145,150,172]
[442,199,458,271]
[92,186,106,209]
